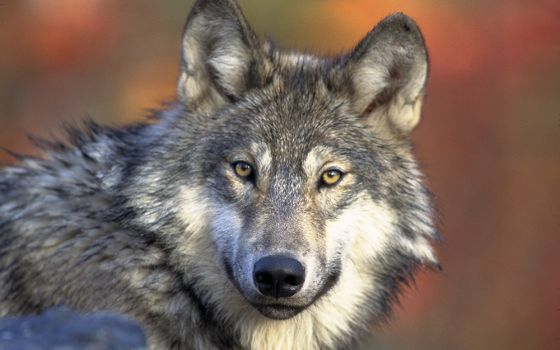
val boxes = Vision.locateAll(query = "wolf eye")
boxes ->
[232,161,253,180]
[320,169,343,187]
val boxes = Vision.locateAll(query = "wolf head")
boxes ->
[126,0,439,331]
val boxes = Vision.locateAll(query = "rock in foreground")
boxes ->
[0,307,146,350]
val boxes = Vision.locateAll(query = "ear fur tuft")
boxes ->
[344,13,429,136]
[177,0,261,114]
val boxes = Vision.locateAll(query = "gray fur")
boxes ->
[0,0,440,349]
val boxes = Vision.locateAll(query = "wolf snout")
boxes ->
[253,256,305,299]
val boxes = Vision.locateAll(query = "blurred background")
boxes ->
[0,0,559,349]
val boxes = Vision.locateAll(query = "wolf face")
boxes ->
[124,0,439,326]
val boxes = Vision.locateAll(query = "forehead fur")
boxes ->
[215,50,357,151]
[261,46,345,93]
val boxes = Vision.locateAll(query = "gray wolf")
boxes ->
[0,0,440,349]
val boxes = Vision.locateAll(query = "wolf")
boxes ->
[0,0,440,349]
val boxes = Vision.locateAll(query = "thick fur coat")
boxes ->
[0,1,440,349]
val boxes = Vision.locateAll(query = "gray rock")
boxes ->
[0,307,146,350]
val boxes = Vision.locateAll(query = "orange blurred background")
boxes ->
[1,1,559,349]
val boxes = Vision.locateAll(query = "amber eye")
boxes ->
[321,169,343,187]
[233,161,253,179]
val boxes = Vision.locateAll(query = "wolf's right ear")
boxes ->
[177,0,261,114]
[341,13,429,137]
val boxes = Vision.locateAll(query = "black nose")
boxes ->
[253,256,305,299]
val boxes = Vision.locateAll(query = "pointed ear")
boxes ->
[343,13,429,136]
[177,0,261,114]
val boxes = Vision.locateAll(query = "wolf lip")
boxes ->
[254,304,304,320]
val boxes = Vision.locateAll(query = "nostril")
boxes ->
[255,271,274,286]
[284,275,301,287]
[253,255,305,298]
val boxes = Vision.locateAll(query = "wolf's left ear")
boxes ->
[177,0,261,114]
[342,13,428,136]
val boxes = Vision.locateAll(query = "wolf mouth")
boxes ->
[222,257,342,319]
[252,269,340,320]
[254,304,305,320]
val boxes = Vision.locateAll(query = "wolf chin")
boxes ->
[0,0,440,349]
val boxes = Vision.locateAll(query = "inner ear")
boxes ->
[343,13,429,136]
[361,64,405,115]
